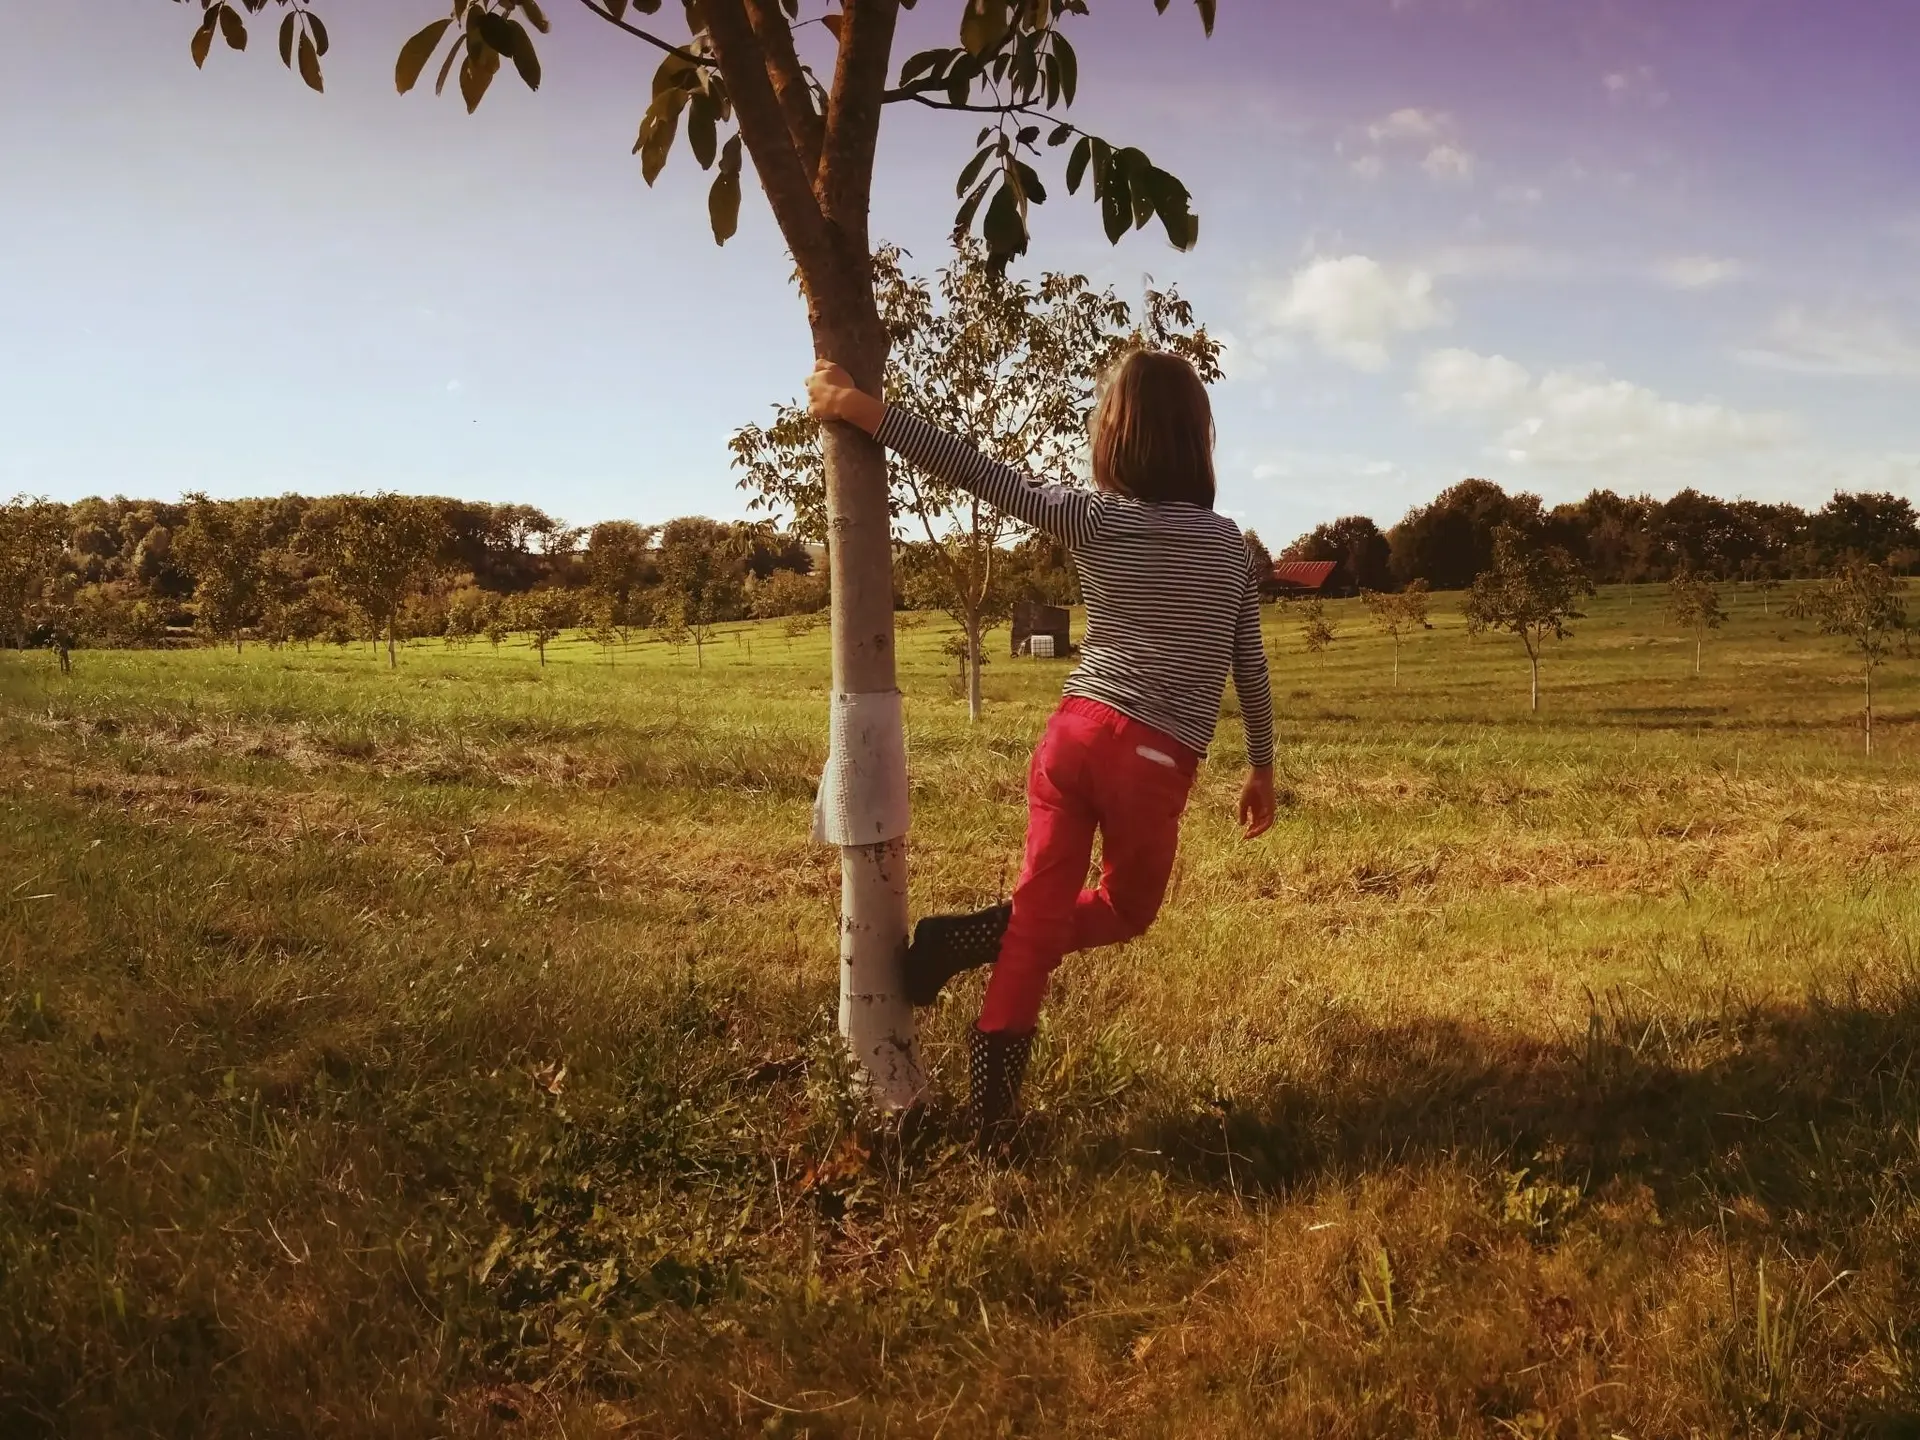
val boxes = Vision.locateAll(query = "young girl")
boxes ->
[806,350,1276,1136]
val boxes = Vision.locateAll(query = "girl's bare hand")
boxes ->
[1238,765,1276,839]
[805,361,883,433]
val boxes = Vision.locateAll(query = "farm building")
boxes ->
[1270,560,1339,597]
[1011,601,1073,657]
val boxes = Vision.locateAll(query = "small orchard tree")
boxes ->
[1788,560,1909,756]
[1665,571,1725,676]
[749,567,827,620]
[1751,575,1782,617]
[653,518,746,669]
[734,241,1220,721]
[1361,580,1431,686]
[511,588,573,666]
[298,494,450,668]
[584,594,620,666]
[0,497,69,652]
[1462,526,1595,712]
[165,0,1217,1105]
[174,493,268,653]
[1295,596,1336,659]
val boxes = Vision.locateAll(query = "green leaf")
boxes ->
[308,13,329,57]
[520,0,552,33]
[1194,0,1217,36]
[1065,135,1092,193]
[959,0,1012,58]
[1099,159,1130,243]
[297,28,323,92]
[954,143,993,198]
[709,136,743,245]
[218,4,246,51]
[1014,160,1047,204]
[434,37,462,96]
[278,11,295,67]
[1051,31,1077,106]
[687,91,718,169]
[898,47,952,86]
[1047,122,1073,147]
[1114,148,1155,229]
[981,180,1029,266]
[635,88,688,185]
[396,18,453,94]
[476,12,519,58]
[952,174,992,234]
[190,14,216,68]
[459,43,498,112]
[504,18,541,90]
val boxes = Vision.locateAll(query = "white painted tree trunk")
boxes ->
[966,616,983,723]
[819,396,923,1111]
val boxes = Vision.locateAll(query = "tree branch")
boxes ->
[744,0,825,178]
[703,0,835,283]
[572,0,715,68]
[818,0,900,258]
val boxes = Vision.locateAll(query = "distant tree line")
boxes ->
[1253,482,1920,596]
[0,492,826,667]
[0,489,1085,670]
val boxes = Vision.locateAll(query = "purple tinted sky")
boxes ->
[4,0,1916,542]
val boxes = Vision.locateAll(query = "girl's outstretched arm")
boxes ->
[805,361,1098,547]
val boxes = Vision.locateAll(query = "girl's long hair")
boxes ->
[1089,349,1216,508]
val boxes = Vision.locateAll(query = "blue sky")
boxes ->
[4,0,1916,545]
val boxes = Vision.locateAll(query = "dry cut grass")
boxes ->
[4,585,1920,1438]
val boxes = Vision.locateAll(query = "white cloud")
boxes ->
[1368,107,1447,143]
[1257,256,1450,372]
[1412,348,1532,414]
[445,379,463,393]
[1421,144,1476,181]
[1411,347,1793,466]
[1736,307,1920,379]
[1657,255,1746,290]
[1350,108,1476,185]
[1604,65,1669,107]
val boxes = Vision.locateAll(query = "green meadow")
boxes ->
[5,584,1920,1438]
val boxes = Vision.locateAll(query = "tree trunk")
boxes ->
[818,316,922,1111]
[693,632,704,669]
[1695,635,1702,676]
[965,614,983,722]
[1865,662,1874,756]
[1392,636,1400,688]
[387,619,397,669]
[1529,652,1540,712]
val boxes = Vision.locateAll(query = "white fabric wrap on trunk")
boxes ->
[810,690,910,846]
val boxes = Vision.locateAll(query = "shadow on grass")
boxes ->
[1112,975,1920,1239]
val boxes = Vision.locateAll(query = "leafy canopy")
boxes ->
[731,239,1219,635]
[1788,560,1909,668]
[1462,526,1594,657]
[177,0,1214,265]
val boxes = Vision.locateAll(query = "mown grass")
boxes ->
[5,585,1920,1438]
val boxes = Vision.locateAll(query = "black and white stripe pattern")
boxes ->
[875,406,1276,768]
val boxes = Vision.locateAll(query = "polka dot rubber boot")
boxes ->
[966,1023,1034,1144]
[903,902,1012,1007]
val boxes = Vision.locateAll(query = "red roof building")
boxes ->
[1270,560,1339,595]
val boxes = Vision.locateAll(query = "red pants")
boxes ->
[978,698,1198,1034]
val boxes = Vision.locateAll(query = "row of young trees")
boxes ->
[1275,524,1908,753]
[1254,482,1920,598]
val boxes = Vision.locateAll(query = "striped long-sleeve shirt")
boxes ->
[875,406,1276,768]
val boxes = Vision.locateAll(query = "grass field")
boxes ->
[6,585,1920,1438]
